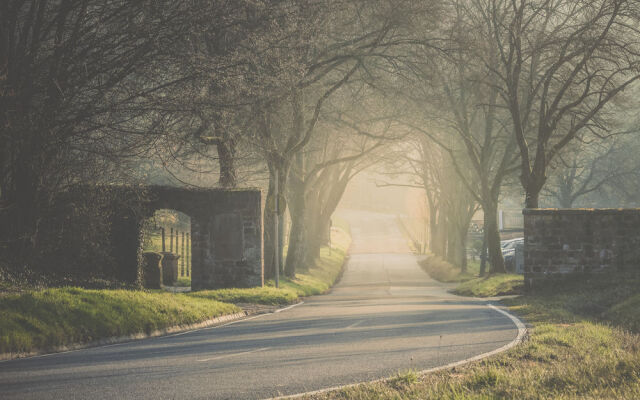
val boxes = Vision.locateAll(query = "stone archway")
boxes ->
[143,186,263,290]
[102,185,262,289]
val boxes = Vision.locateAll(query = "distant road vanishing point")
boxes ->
[0,209,520,400]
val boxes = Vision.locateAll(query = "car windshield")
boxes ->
[501,239,524,250]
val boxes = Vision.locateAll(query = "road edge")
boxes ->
[269,302,527,400]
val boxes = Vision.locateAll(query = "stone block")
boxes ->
[143,252,163,289]
[160,252,180,286]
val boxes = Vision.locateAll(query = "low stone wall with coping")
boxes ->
[523,208,640,289]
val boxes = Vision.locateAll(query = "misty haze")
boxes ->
[1,1,640,399]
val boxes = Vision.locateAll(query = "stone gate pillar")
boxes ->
[189,190,262,290]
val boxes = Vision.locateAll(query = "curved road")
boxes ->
[0,210,519,399]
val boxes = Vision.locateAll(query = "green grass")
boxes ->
[307,272,640,400]
[0,224,352,357]
[175,276,191,287]
[608,294,640,333]
[421,254,524,297]
[453,274,524,297]
[188,287,298,306]
[0,288,239,356]
[507,273,640,332]
[418,254,479,283]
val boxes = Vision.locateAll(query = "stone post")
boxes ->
[143,252,163,289]
[160,252,180,286]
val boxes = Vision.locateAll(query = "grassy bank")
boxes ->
[0,288,239,356]
[453,274,524,297]
[0,225,351,357]
[307,272,640,399]
[419,254,524,297]
[418,254,479,283]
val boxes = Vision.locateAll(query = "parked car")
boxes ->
[501,238,524,271]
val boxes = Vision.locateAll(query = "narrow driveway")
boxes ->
[0,210,519,399]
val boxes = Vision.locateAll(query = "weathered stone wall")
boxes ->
[523,209,640,289]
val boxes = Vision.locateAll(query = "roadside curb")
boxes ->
[269,302,527,400]
[0,301,306,362]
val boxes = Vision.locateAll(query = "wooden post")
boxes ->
[181,231,185,277]
[169,227,173,252]
[175,231,179,259]
[161,227,166,252]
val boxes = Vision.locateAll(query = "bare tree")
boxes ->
[486,0,640,207]
[284,94,398,277]
[0,1,194,255]
[544,137,640,207]
[377,134,477,271]
[240,0,414,279]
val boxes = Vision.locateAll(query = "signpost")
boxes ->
[274,174,279,288]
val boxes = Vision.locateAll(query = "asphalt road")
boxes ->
[0,210,519,400]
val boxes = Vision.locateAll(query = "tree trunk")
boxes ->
[427,201,438,253]
[484,203,506,274]
[284,208,306,277]
[445,221,458,265]
[216,140,236,188]
[525,191,539,208]
[305,201,333,265]
[303,165,352,265]
[459,225,468,273]
[263,184,276,281]
[284,188,306,277]
[433,209,447,257]
[524,175,545,208]
[304,217,324,265]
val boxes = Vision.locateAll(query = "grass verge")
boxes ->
[418,254,479,283]
[188,286,298,306]
[453,274,524,297]
[420,254,524,297]
[306,272,640,399]
[0,288,239,356]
